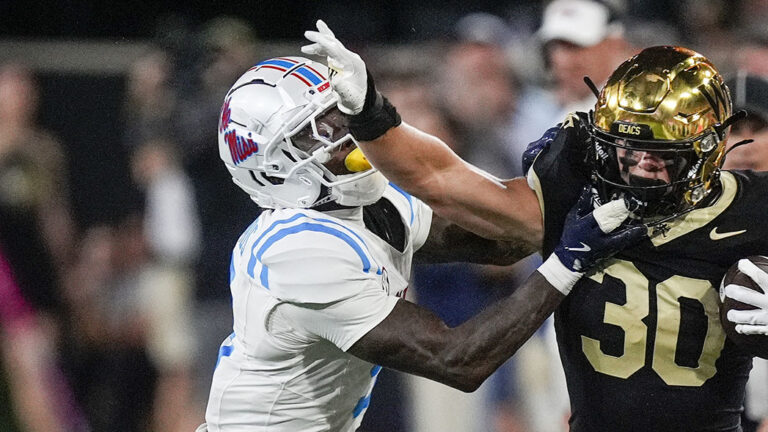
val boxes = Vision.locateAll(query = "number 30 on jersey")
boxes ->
[581,259,725,387]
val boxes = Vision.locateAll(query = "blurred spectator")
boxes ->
[732,31,768,78]
[723,73,768,171]
[379,74,456,151]
[0,63,85,431]
[123,42,203,430]
[61,218,158,432]
[536,0,632,119]
[172,16,261,410]
[130,137,201,432]
[0,243,86,432]
[677,0,736,62]
[437,13,520,178]
[123,49,177,150]
[0,63,75,273]
[737,0,768,51]
[722,73,768,432]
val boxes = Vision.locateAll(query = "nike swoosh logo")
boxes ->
[709,227,746,241]
[565,242,591,252]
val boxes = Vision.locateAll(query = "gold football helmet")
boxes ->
[590,46,734,221]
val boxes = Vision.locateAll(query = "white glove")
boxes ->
[725,259,768,336]
[302,20,368,115]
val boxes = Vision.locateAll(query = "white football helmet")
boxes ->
[218,56,386,209]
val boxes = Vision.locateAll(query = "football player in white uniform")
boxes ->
[198,55,645,432]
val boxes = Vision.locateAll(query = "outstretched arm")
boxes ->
[416,213,538,266]
[303,21,543,246]
[349,193,646,391]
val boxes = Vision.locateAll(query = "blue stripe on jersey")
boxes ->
[257,223,372,275]
[256,222,371,273]
[215,332,236,369]
[389,182,414,226]
[229,255,236,284]
[238,219,261,254]
[307,215,379,270]
[246,213,377,281]
[371,365,382,377]
[260,265,270,289]
[352,394,371,418]
[246,213,306,278]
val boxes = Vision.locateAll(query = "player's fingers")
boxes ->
[593,199,630,233]
[727,309,768,325]
[301,42,325,56]
[737,259,768,293]
[316,19,336,38]
[725,284,768,308]
[304,31,348,60]
[734,324,768,335]
[304,30,327,45]
[602,225,646,253]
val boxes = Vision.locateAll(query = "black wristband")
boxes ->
[348,70,402,142]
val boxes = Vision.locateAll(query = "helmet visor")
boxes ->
[592,128,712,192]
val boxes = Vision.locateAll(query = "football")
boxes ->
[720,255,768,359]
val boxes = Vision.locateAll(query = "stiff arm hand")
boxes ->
[539,189,647,294]
[302,20,368,115]
[725,259,768,335]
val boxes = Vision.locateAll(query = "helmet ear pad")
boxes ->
[589,46,732,221]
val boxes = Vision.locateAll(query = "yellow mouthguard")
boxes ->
[344,147,372,172]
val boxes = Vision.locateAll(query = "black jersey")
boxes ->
[530,113,763,432]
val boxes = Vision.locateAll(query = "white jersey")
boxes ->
[205,184,432,431]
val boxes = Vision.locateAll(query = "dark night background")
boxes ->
[0,0,682,42]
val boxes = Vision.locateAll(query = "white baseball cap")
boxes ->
[538,0,624,47]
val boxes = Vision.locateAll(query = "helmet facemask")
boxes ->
[590,116,723,221]
[275,103,384,208]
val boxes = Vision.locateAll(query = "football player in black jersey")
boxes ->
[303,20,768,432]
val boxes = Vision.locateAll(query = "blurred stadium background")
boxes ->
[0,1,767,431]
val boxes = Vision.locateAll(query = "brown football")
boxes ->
[720,255,768,359]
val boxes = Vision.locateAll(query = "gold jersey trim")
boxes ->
[650,171,737,247]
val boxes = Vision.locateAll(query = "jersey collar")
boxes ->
[649,171,737,247]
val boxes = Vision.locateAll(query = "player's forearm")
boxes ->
[416,216,537,265]
[363,125,543,243]
[348,273,563,392]
[360,123,463,206]
[434,271,564,391]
